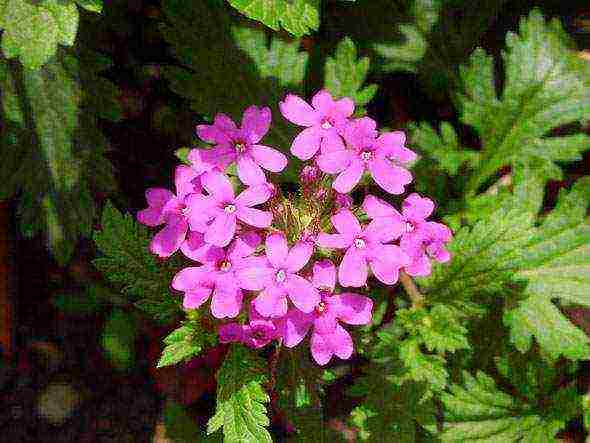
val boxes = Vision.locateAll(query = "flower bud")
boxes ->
[300,165,319,186]
[334,193,352,209]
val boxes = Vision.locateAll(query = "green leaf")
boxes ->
[164,401,222,442]
[93,201,183,323]
[422,177,590,361]
[324,37,378,108]
[75,0,102,13]
[42,0,79,46]
[460,10,590,194]
[53,284,110,315]
[441,371,579,442]
[157,323,217,368]
[409,121,479,176]
[101,309,138,371]
[227,0,319,37]
[207,345,272,442]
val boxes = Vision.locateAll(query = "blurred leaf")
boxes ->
[53,284,110,315]
[164,401,222,442]
[228,0,319,37]
[101,309,138,371]
[324,37,378,108]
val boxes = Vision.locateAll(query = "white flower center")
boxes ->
[405,221,415,232]
[219,260,232,272]
[354,238,366,249]
[224,204,237,213]
[321,118,333,130]
[360,151,373,162]
[275,269,287,283]
[315,301,327,314]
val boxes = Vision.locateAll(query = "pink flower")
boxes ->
[171,232,264,318]
[299,164,320,186]
[137,165,201,258]
[334,193,353,209]
[316,117,416,194]
[218,304,282,349]
[362,193,452,276]
[190,171,273,247]
[237,233,320,318]
[196,106,287,186]
[279,90,354,160]
[316,209,409,287]
[282,260,373,365]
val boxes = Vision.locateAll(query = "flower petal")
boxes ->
[316,149,352,174]
[174,165,198,200]
[227,231,261,261]
[405,254,432,277]
[339,246,368,287]
[172,265,211,291]
[249,144,287,172]
[333,159,365,193]
[368,158,412,195]
[241,105,271,144]
[291,126,322,160]
[200,145,237,170]
[316,233,351,249]
[279,94,318,126]
[362,195,398,219]
[183,287,212,309]
[368,244,409,285]
[334,97,355,118]
[211,286,242,319]
[237,155,266,186]
[402,193,435,222]
[236,207,272,228]
[283,309,314,348]
[265,233,289,268]
[138,188,174,226]
[235,183,272,207]
[235,258,274,290]
[285,241,314,273]
[311,89,336,113]
[319,130,346,154]
[363,218,405,244]
[310,332,333,365]
[332,293,373,325]
[218,323,244,343]
[184,194,216,232]
[313,310,338,335]
[331,208,361,237]
[180,231,224,263]
[312,259,336,292]
[252,287,288,318]
[330,324,354,360]
[202,170,235,202]
[205,212,237,247]
[285,274,320,313]
[150,215,188,257]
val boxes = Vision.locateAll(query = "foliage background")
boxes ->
[0,0,588,441]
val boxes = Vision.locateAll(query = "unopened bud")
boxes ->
[300,165,319,186]
[335,193,352,209]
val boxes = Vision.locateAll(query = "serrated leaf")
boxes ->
[228,0,319,37]
[422,177,590,360]
[157,323,217,368]
[409,121,479,176]
[397,339,448,396]
[101,309,138,371]
[441,371,579,442]
[460,10,590,194]
[93,201,183,322]
[207,345,272,442]
[324,37,378,108]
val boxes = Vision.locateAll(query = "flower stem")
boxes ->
[399,271,425,309]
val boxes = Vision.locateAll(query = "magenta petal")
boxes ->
[205,212,237,247]
[145,187,174,207]
[313,310,338,335]
[319,130,346,154]
[137,207,165,227]
[150,215,188,257]
[283,309,314,348]
[291,126,322,160]
[241,106,271,144]
[184,194,216,232]
[237,155,266,186]
[334,97,355,118]
[171,266,209,291]
[368,159,412,195]
[174,165,198,200]
[362,195,398,219]
[405,254,432,277]
[331,209,362,237]
[310,332,333,365]
[316,149,352,174]
[235,184,272,207]
[218,323,244,343]
[280,94,318,126]
[253,287,288,318]
[402,193,435,221]
[363,218,405,244]
[265,233,288,268]
[376,131,406,149]
[138,188,174,226]
[211,286,242,319]
[249,144,287,172]
[316,233,351,249]
[312,260,336,291]
[285,274,320,313]
[339,246,368,287]
[180,231,224,263]
[368,245,409,284]
[285,241,314,273]
[196,124,232,146]
[235,207,272,228]
[201,145,237,170]
[202,170,235,202]
[311,90,335,113]
[235,258,274,290]
[183,287,212,309]
[333,293,373,325]
[333,159,364,193]
[227,231,261,261]
[330,324,354,360]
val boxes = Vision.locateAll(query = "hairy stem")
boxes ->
[399,271,425,309]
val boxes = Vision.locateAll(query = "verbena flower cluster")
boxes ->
[138,90,452,365]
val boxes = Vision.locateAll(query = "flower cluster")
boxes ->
[138,91,452,365]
